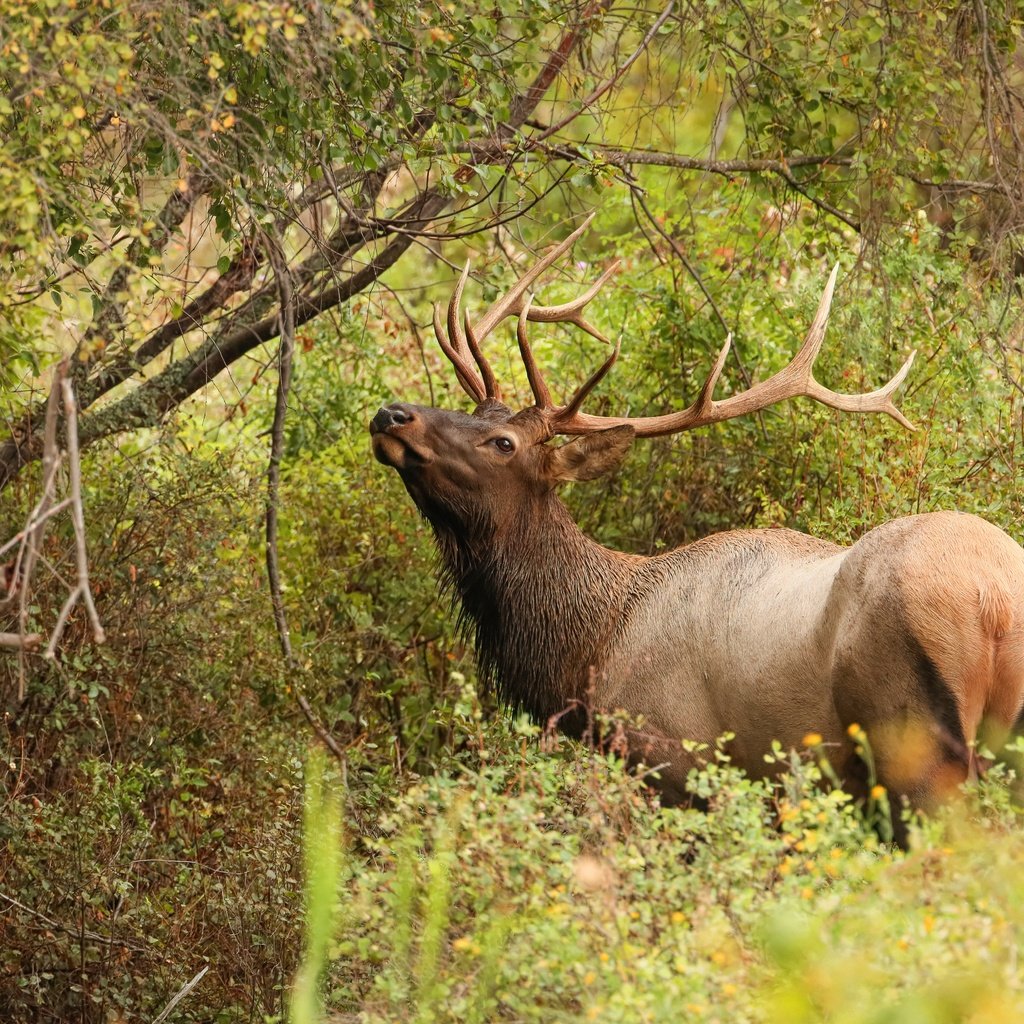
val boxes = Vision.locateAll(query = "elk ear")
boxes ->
[545,425,636,483]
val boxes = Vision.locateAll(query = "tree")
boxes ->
[1,0,1022,493]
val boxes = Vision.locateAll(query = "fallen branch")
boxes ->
[151,965,210,1024]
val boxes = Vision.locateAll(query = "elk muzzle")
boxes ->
[370,403,429,469]
[370,403,417,434]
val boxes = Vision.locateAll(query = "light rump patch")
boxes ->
[895,514,1024,760]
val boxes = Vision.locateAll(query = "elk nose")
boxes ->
[370,403,416,433]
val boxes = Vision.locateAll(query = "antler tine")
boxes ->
[803,351,917,429]
[472,213,598,341]
[463,312,502,402]
[517,259,621,344]
[789,261,839,375]
[517,297,553,409]
[783,262,917,429]
[547,265,915,438]
[693,334,732,417]
[433,300,486,403]
[556,338,622,424]
[447,260,473,361]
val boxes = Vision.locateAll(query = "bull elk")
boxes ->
[370,216,1024,829]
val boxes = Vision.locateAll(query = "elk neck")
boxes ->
[429,489,639,727]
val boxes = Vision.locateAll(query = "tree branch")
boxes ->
[507,0,615,130]
[0,4,605,492]
[263,234,349,764]
[532,0,676,142]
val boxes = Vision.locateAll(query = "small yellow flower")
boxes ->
[72,104,86,119]
[723,983,738,997]
[802,732,823,747]
[583,971,596,985]
[670,911,686,924]
[923,915,935,934]
[847,722,864,739]
[871,785,887,800]
[598,952,610,963]
[800,886,814,900]
[452,936,472,952]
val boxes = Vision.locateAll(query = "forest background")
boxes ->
[3,1,1024,1020]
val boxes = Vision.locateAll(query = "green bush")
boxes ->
[294,705,1024,1024]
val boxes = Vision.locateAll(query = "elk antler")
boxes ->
[435,223,915,435]
[433,213,620,403]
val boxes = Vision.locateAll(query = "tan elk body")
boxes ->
[370,217,1024,819]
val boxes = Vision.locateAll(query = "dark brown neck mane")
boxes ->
[426,493,635,726]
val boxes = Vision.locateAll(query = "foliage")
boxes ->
[3,2,1024,1021]
[308,707,1024,1024]
[2,0,1023,482]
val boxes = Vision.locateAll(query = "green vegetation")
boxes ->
[3,0,1024,1021]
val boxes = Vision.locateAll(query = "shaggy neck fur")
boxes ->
[427,492,636,726]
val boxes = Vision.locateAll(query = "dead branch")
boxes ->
[1,363,105,695]
[0,632,40,651]
[43,377,106,658]
[151,966,210,1024]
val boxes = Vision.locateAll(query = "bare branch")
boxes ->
[507,0,615,130]
[151,966,210,1024]
[0,632,40,650]
[264,234,349,765]
[43,377,106,658]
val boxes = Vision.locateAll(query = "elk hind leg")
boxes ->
[834,645,970,844]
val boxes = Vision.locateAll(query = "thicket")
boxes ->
[3,0,1024,1021]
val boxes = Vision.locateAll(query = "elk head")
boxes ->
[370,214,915,539]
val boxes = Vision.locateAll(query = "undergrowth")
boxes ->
[294,694,1024,1024]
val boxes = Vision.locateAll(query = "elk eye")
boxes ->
[492,436,515,454]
